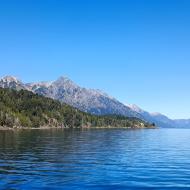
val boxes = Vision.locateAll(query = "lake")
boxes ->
[0,128,190,189]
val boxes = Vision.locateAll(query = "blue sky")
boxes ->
[0,0,190,119]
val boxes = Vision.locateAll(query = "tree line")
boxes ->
[0,88,152,128]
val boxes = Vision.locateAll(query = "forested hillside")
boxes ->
[0,88,153,129]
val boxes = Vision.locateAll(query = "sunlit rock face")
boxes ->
[0,76,27,90]
[29,76,141,118]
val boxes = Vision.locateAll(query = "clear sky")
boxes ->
[0,0,190,119]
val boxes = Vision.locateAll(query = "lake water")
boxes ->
[0,128,190,190]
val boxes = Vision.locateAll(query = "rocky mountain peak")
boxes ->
[53,76,79,89]
[0,75,26,90]
[1,76,21,83]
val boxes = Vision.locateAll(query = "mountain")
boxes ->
[0,75,189,128]
[0,76,27,91]
[0,76,142,119]
[128,104,190,128]
[0,87,152,129]
[173,119,190,128]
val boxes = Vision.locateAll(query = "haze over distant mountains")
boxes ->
[127,104,190,128]
[0,75,190,128]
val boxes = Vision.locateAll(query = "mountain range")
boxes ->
[0,87,152,129]
[128,104,190,128]
[0,75,189,128]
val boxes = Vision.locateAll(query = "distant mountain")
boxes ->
[0,75,189,128]
[128,104,190,128]
[173,119,190,128]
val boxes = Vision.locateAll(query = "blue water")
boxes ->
[0,128,190,190]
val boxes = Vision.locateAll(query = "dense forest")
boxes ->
[0,88,153,129]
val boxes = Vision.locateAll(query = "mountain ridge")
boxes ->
[0,75,189,128]
[0,87,152,129]
[0,75,142,119]
[128,104,190,128]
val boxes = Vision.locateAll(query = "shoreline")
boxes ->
[0,126,156,131]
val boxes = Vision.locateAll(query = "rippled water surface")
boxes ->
[0,128,190,189]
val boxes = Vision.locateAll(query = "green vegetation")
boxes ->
[0,88,153,129]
